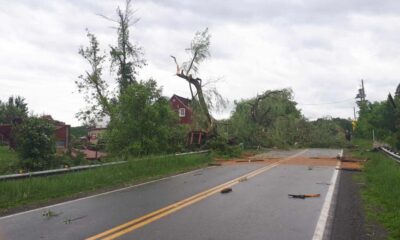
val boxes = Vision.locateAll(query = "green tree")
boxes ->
[108,0,146,92]
[106,79,187,156]
[76,31,111,125]
[230,89,303,147]
[354,91,400,149]
[307,118,346,148]
[15,117,55,170]
[77,0,145,124]
[0,96,28,124]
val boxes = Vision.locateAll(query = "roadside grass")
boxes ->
[350,139,400,239]
[0,146,19,175]
[0,153,211,214]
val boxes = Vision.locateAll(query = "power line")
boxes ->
[297,98,355,106]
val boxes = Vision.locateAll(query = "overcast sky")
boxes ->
[1,0,400,126]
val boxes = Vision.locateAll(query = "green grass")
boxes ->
[350,139,400,239]
[0,145,19,175]
[0,153,211,213]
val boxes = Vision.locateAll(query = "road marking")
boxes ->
[312,151,342,240]
[87,149,309,240]
[0,167,212,221]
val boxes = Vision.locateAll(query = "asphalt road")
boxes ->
[0,148,342,240]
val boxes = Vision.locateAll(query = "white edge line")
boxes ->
[312,152,341,240]
[0,167,213,220]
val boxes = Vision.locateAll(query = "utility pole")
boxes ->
[356,79,366,105]
[361,79,366,102]
[353,106,356,120]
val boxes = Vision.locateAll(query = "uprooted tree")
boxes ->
[171,28,226,137]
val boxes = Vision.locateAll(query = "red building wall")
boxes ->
[0,125,14,147]
[170,95,192,125]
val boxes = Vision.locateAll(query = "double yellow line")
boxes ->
[87,150,308,240]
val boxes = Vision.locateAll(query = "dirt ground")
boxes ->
[215,153,365,171]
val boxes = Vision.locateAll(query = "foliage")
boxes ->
[230,89,303,148]
[351,139,400,239]
[76,30,111,125]
[77,0,145,125]
[229,89,349,148]
[70,126,88,138]
[15,117,56,171]
[354,92,400,149]
[106,79,187,156]
[0,96,28,124]
[307,118,347,148]
[109,0,146,91]
[206,135,242,158]
[0,153,211,212]
[0,146,19,174]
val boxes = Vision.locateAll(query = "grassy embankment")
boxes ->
[0,153,211,214]
[350,139,400,239]
[0,146,19,175]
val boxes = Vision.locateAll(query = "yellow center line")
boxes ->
[86,149,308,240]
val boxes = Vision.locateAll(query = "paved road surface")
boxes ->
[0,148,341,240]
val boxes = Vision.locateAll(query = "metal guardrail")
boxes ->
[175,149,210,156]
[379,146,400,163]
[0,161,127,181]
[0,150,211,181]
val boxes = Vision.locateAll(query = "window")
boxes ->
[179,108,186,117]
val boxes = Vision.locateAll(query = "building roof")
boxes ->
[41,115,68,126]
[171,94,191,108]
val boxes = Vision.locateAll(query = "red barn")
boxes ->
[0,116,70,152]
[170,94,192,125]
[41,115,70,151]
[0,124,14,147]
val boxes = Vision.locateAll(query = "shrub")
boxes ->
[15,117,56,170]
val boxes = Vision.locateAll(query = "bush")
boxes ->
[206,136,243,158]
[15,117,56,171]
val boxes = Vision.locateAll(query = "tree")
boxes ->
[15,117,55,170]
[106,79,187,156]
[106,0,146,92]
[171,28,226,135]
[0,96,28,124]
[230,89,303,147]
[76,0,145,124]
[76,31,111,125]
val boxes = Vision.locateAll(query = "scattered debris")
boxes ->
[238,177,248,182]
[336,167,362,172]
[220,187,232,194]
[63,215,87,224]
[235,160,249,163]
[250,159,264,162]
[316,182,331,185]
[288,194,320,199]
[42,210,62,219]
[308,166,313,170]
[208,163,222,166]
